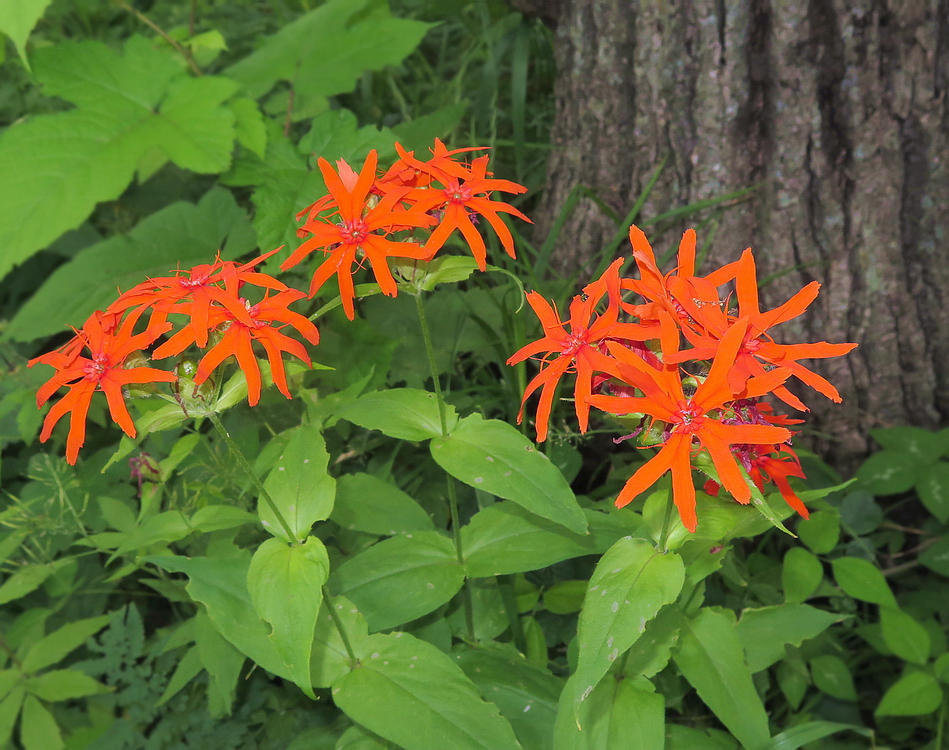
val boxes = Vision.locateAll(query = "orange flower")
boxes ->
[281,151,434,319]
[506,260,655,442]
[587,317,793,532]
[30,310,175,464]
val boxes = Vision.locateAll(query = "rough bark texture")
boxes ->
[528,0,949,470]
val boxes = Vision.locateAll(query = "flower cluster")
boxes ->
[31,141,529,464]
[507,226,857,532]
[281,138,531,319]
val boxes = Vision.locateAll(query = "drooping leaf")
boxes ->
[431,414,587,534]
[329,531,464,632]
[673,608,771,750]
[339,388,456,442]
[332,632,521,750]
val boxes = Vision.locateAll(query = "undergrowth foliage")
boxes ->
[1,3,948,750]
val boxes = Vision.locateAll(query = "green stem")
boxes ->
[323,586,358,664]
[415,290,475,639]
[208,412,297,544]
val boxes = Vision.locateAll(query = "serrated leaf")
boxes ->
[462,502,598,578]
[0,37,238,281]
[7,188,254,341]
[736,604,843,673]
[20,694,62,750]
[875,671,943,716]
[331,473,435,536]
[27,670,108,702]
[673,608,770,750]
[20,614,109,673]
[432,414,587,534]
[332,632,521,750]
[329,532,463,632]
[572,538,684,718]
[339,388,455,442]
[230,98,267,157]
[260,425,336,542]
[831,557,896,607]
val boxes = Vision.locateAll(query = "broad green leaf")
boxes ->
[776,659,809,710]
[572,538,684,717]
[453,646,561,750]
[332,473,435,535]
[0,0,52,68]
[332,632,521,750]
[880,606,930,665]
[837,490,884,535]
[462,502,597,578]
[621,604,684,679]
[810,655,857,701]
[329,531,464,632]
[20,614,109,673]
[543,580,588,615]
[831,557,896,607]
[339,388,455,441]
[782,547,823,604]
[26,670,107,702]
[230,98,267,157]
[754,721,873,750]
[247,536,329,697]
[20,694,62,750]
[260,425,336,542]
[337,725,398,750]
[875,670,943,716]
[855,450,920,495]
[0,37,238,282]
[194,607,244,717]
[7,188,255,341]
[796,510,839,554]
[416,256,480,291]
[298,109,398,164]
[920,535,949,576]
[147,554,291,680]
[673,608,770,750]
[666,725,738,750]
[736,604,843,673]
[869,426,948,464]
[918,462,949,522]
[554,677,664,750]
[190,505,257,533]
[391,103,470,154]
[311,596,368,688]
[432,414,587,534]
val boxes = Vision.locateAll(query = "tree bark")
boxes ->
[525,0,949,470]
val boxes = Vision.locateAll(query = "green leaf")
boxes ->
[337,725,398,750]
[831,557,897,607]
[147,553,291,681]
[416,256,481,291]
[311,595,368,688]
[0,686,24,746]
[110,511,192,558]
[299,109,399,164]
[673,608,770,750]
[339,388,455,442]
[7,188,254,341]
[543,580,589,615]
[391,103,470,153]
[875,670,943,716]
[0,37,238,282]
[920,535,949,576]
[810,655,857,701]
[20,614,110,673]
[782,547,823,604]
[796,510,839,554]
[880,606,931,665]
[329,531,464,632]
[0,560,68,606]
[554,677,664,750]
[230,98,267,158]
[462,502,598,578]
[20,694,62,750]
[332,473,435,536]
[870,426,948,464]
[247,536,329,697]
[332,632,521,750]
[190,505,256,533]
[0,0,52,68]
[736,604,843,673]
[453,646,561,750]
[855,450,920,495]
[572,538,684,717]
[156,646,202,707]
[621,604,684,680]
[26,670,108,702]
[666,725,738,750]
[918,462,949,522]
[194,607,244,716]
[260,425,336,542]
[431,414,587,534]
[753,721,872,750]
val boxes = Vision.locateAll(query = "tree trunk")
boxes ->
[521,0,949,470]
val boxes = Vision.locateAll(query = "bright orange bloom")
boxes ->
[506,259,655,442]
[281,151,434,320]
[30,310,175,464]
[379,139,484,190]
[406,153,532,270]
[587,317,794,532]
[667,248,857,409]
[154,289,319,407]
